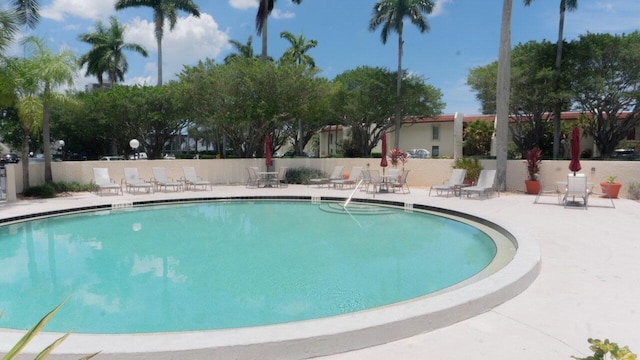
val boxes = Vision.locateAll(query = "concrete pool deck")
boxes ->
[0,185,638,359]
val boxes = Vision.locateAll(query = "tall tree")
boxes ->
[524,0,577,158]
[78,16,148,86]
[0,55,42,189]
[23,36,76,182]
[368,0,434,148]
[224,36,256,64]
[496,0,512,192]
[567,32,640,158]
[279,31,317,68]
[115,0,200,86]
[255,0,302,62]
[332,66,443,157]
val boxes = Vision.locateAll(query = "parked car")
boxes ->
[611,148,637,159]
[407,149,431,159]
[1,153,19,164]
[99,156,125,161]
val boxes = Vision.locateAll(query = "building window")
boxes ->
[432,125,439,140]
[432,145,440,157]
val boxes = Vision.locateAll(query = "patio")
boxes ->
[0,185,638,360]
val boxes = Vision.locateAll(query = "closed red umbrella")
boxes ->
[569,126,581,175]
[380,132,388,174]
[265,135,272,171]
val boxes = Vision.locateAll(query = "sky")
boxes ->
[5,0,640,115]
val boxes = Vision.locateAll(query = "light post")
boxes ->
[129,139,140,160]
[56,140,65,161]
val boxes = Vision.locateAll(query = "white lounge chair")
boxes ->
[182,166,212,191]
[330,166,363,189]
[92,168,122,196]
[429,168,466,197]
[152,167,182,192]
[460,169,497,199]
[309,165,344,187]
[123,167,153,194]
[563,173,590,209]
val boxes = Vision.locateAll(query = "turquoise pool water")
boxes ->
[0,201,496,334]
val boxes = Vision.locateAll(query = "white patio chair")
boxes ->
[563,173,590,209]
[92,168,122,196]
[460,169,497,199]
[123,167,153,194]
[276,167,288,188]
[309,165,344,188]
[390,169,411,194]
[330,166,363,189]
[182,166,212,191]
[429,168,466,197]
[151,167,182,192]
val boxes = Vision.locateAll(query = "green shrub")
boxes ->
[286,167,326,185]
[49,181,93,193]
[627,182,640,200]
[22,183,57,198]
[22,181,94,198]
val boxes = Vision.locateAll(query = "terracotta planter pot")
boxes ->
[525,180,541,195]
[600,182,622,198]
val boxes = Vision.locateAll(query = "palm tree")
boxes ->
[224,36,256,64]
[11,0,40,30]
[78,16,148,86]
[0,10,19,54]
[255,0,302,62]
[23,37,76,182]
[1,0,40,55]
[0,54,42,189]
[279,31,317,68]
[495,0,512,192]
[524,0,577,159]
[115,0,200,86]
[369,0,434,148]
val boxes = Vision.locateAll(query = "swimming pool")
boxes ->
[0,196,539,359]
[0,200,499,333]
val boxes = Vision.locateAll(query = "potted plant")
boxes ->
[600,175,622,198]
[453,157,482,185]
[525,147,542,195]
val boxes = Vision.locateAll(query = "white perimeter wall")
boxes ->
[3,158,639,201]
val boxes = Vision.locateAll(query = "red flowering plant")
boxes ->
[389,148,408,170]
[525,146,542,181]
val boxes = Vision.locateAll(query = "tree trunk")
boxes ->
[495,0,512,192]
[260,0,268,62]
[155,19,163,86]
[394,25,403,148]
[43,99,52,182]
[21,133,30,191]
[552,3,566,159]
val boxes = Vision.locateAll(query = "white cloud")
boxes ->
[271,9,295,20]
[123,13,230,83]
[431,0,453,17]
[41,0,116,21]
[229,0,258,10]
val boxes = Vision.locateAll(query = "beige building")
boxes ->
[318,112,640,158]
